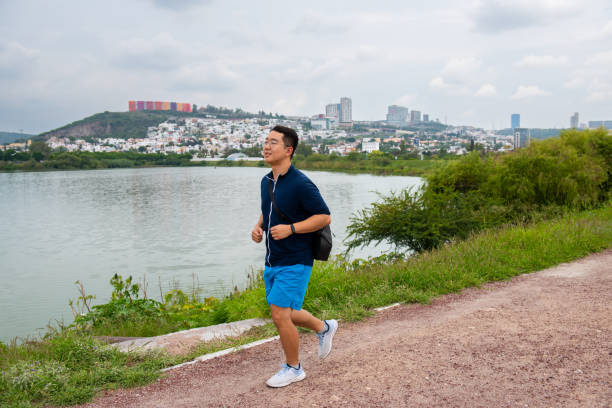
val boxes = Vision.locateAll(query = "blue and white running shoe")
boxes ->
[265,363,306,388]
[317,319,338,359]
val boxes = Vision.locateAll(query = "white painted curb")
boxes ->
[373,302,401,312]
[160,302,403,372]
[162,336,280,372]
[114,318,271,353]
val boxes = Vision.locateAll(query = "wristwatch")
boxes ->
[290,224,296,234]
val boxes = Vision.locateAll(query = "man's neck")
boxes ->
[271,160,291,180]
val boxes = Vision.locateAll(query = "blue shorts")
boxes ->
[264,264,313,310]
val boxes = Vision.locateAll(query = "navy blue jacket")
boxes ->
[261,165,330,267]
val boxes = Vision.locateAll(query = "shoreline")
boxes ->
[0,152,444,177]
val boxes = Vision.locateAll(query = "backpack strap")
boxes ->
[267,178,293,224]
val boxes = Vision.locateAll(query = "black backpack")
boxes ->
[267,180,332,261]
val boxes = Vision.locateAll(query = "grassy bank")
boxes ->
[191,157,441,176]
[1,151,442,178]
[293,156,440,176]
[215,202,612,323]
[1,203,611,407]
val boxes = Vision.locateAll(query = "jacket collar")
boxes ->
[267,164,294,181]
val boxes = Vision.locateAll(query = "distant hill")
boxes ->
[496,128,562,139]
[0,131,35,144]
[37,111,178,141]
[37,106,280,141]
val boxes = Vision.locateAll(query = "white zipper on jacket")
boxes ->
[266,175,276,266]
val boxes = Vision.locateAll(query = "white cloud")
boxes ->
[564,77,585,89]
[604,21,612,36]
[471,0,581,33]
[293,12,350,35]
[429,76,471,95]
[429,76,449,89]
[576,19,612,42]
[515,55,569,67]
[428,76,472,96]
[585,50,612,66]
[475,84,497,96]
[351,11,400,25]
[1,1,611,132]
[395,94,416,106]
[511,85,551,99]
[149,0,211,11]
[114,33,198,71]
[275,57,344,84]
[272,93,308,115]
[462,109,476,118]
[442,57,481,78]
[586,78,612,102]
[172,62,240,92]
[0,40,39,78]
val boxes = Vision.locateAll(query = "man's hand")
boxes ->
[270,224,292,240]
[251,225,264,243]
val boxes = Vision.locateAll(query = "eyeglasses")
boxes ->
[263,139,289,148]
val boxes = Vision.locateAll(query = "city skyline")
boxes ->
[1,1,612,134]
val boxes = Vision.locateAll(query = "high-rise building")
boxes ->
[570,112,579,128]
[386,105,409,124]
[511,114,520,129]
[423,114,429,122]
[340,97,352,123]
[410,110,421,123]
[310,117,330,130]
[325,103,339,119]
[588,120,612,129]
[513,128,530,150]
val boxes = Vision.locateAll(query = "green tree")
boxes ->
[29,141,52,161]
[241,145,263,157]
[13,151,31,161]
[223,147,240,158]
[346,151,365,161]
[295,143,313,157]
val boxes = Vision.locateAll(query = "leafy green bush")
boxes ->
[70,273,257,337]
[346,128,612,253]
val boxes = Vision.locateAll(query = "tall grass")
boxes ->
[0,330,178,407]
[302,203,612,320]
[155,202,612,325]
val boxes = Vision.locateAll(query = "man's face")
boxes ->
[263,131,292,164]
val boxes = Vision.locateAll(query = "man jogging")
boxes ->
[251,125,338,388]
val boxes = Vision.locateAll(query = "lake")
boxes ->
[0,167,423,341]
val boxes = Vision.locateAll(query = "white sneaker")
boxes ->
[265,364,306,388]
[317,319,338,359]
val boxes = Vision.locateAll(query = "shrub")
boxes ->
[346,129,612,253]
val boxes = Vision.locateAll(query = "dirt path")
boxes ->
[80,250,612,407]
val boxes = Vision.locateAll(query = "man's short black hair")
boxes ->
[271,125,298,159]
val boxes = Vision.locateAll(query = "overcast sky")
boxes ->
[1,0,612,134]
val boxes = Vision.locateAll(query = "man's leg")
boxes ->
[270,304,300,366]
[290,308,324,332]
[292,308,337,359]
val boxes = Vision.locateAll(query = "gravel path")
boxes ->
[79,250,612,407]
